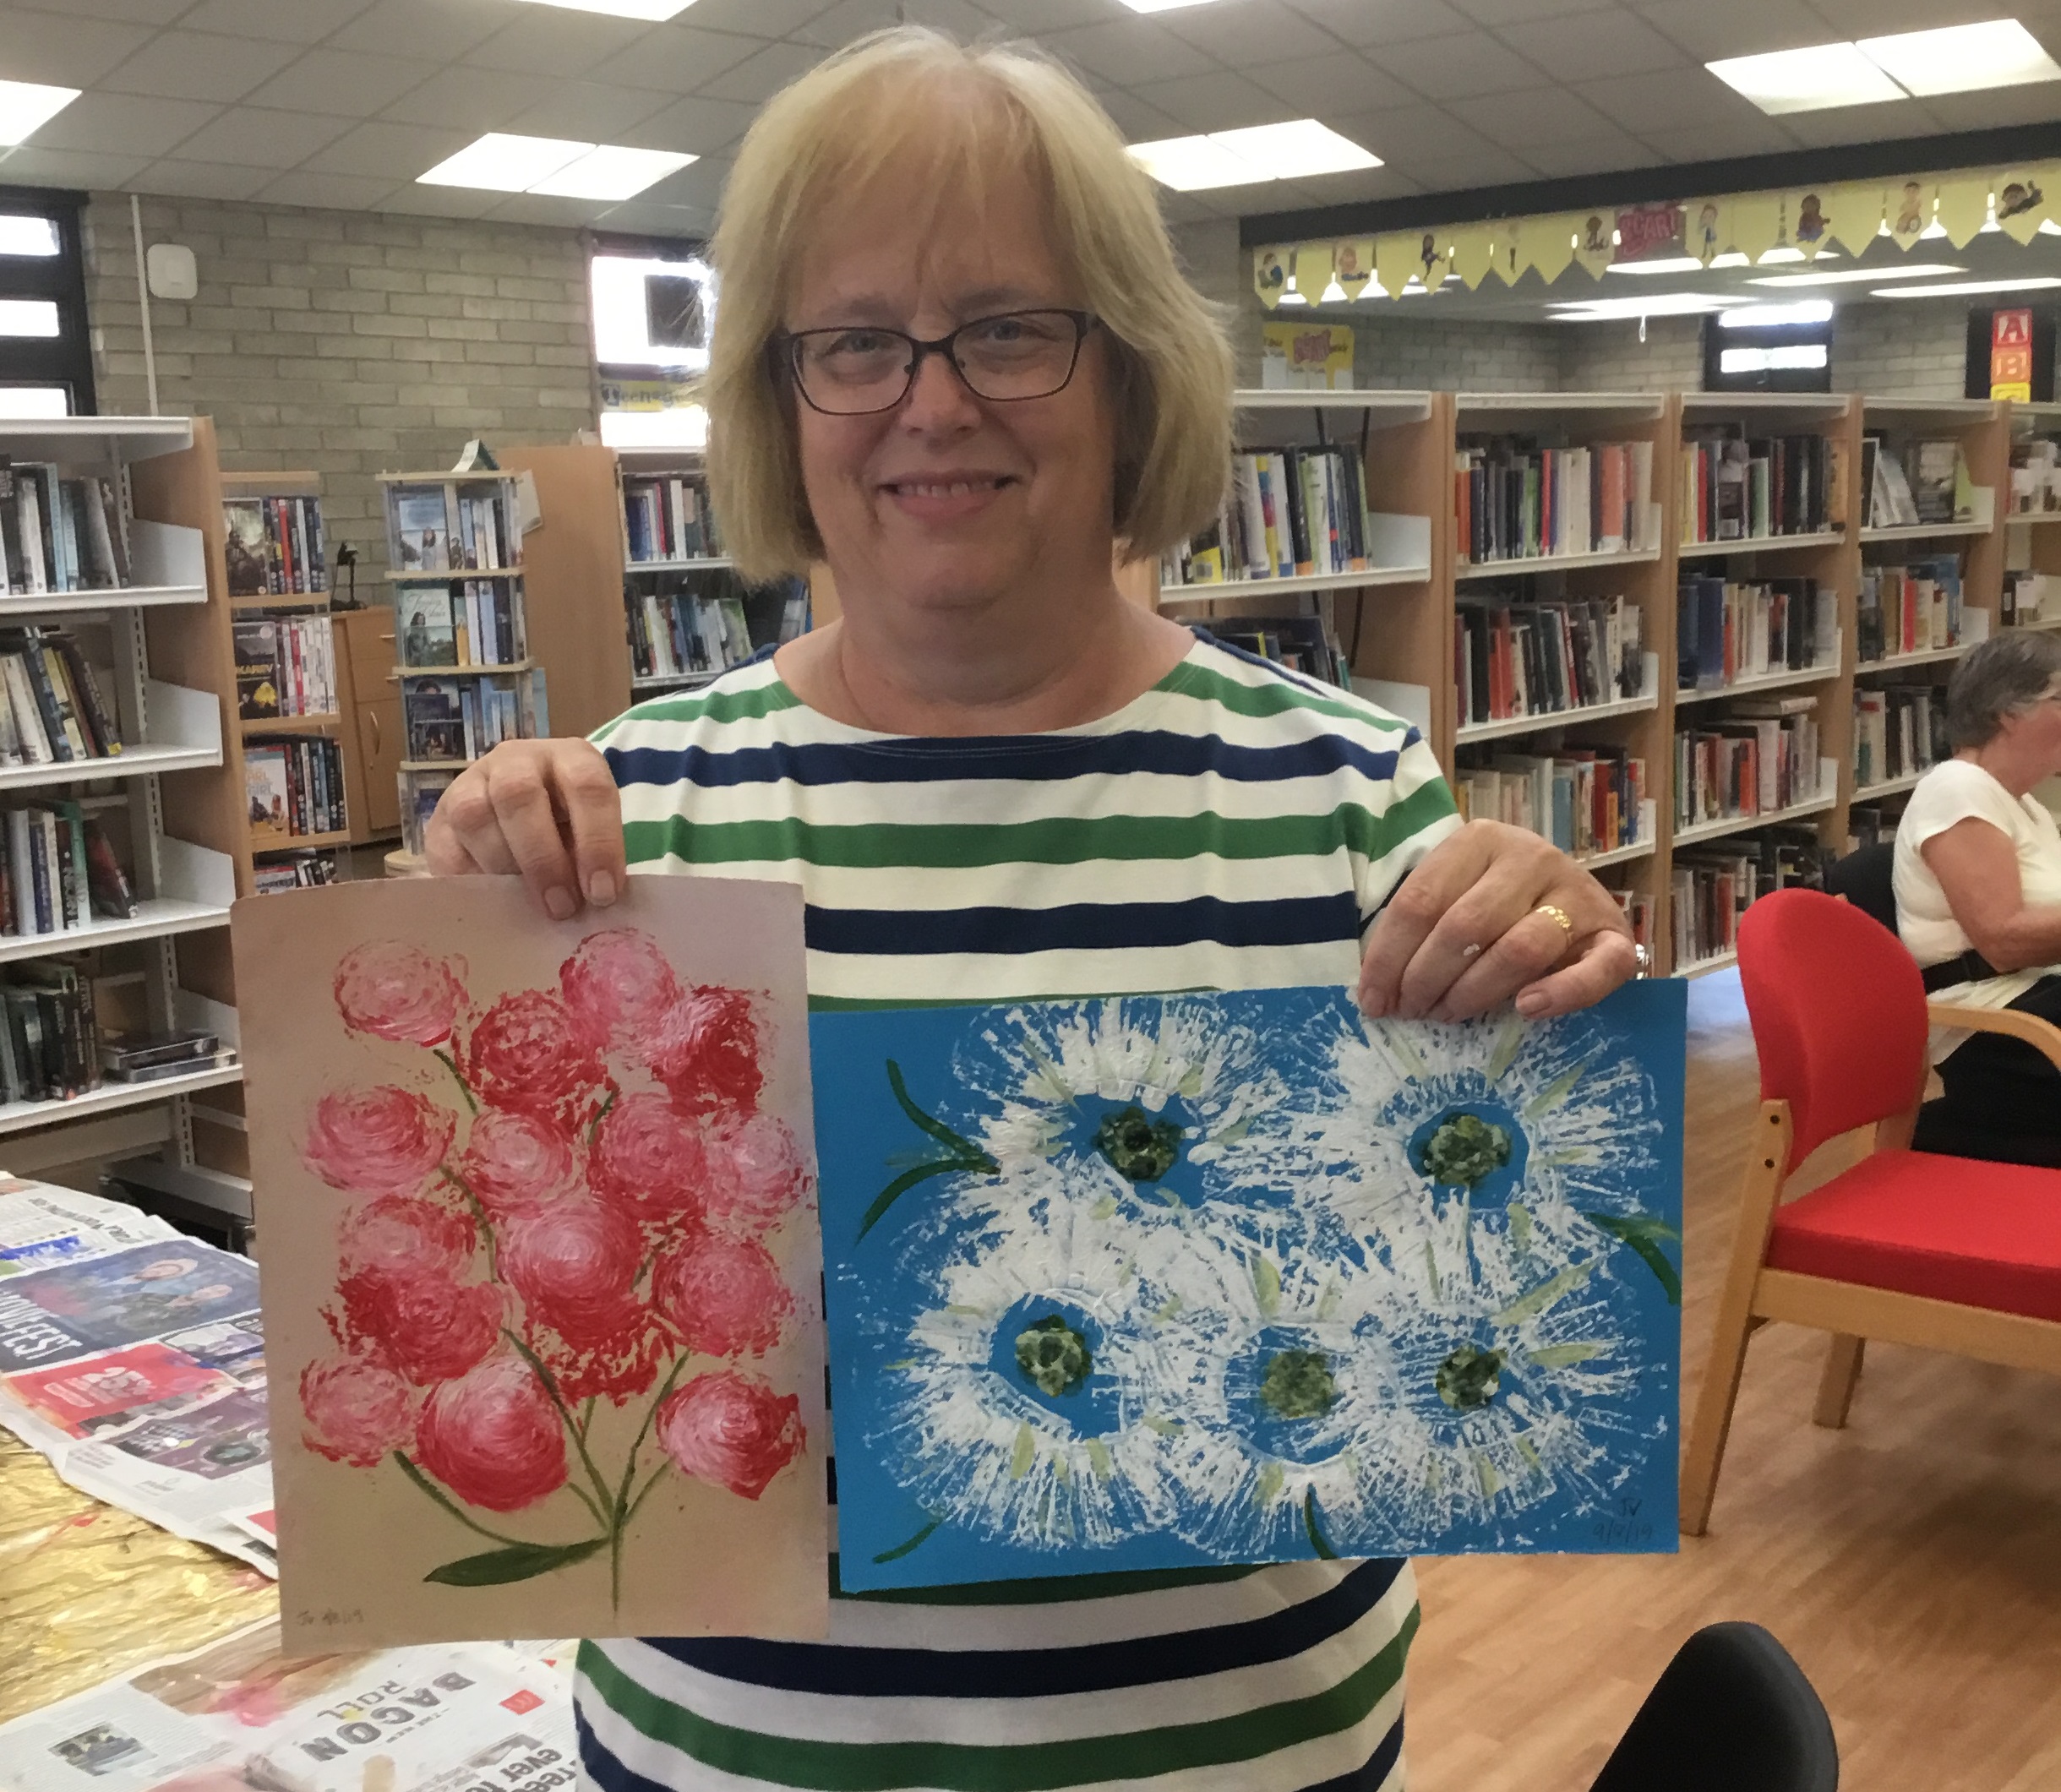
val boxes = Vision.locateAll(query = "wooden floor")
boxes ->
[1406,972,2061,1792]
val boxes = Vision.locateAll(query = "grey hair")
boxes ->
[1946,629,2061,747]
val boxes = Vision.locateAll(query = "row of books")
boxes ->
[232,615,336,721]
[1864,438,1973,530]
[0,803,136,939]
[1854,684,1949,790]
[390,481,518,575]
[403,673,540,764]
[1452,744,1649,860]
[1679,429,1840,544]
[0,629,122,767]
[633,592,754,682]
[401,768,455,860]
[1672,831,1824,968]
[0,961,104,1104]
[1677,575,1837,692]
[1208,616,1348,688]
[624,475,721,564]
[0,465,128,595]
[223,495,326,596]
[1454,594,1644,729]
[245,737,346,844]
[252,849,340,895]
[1857,557,1964,662]
[398,580,526,671]
[1674,700,1826,830]
[1164,446,1382,586]
[1455,438,1659,565]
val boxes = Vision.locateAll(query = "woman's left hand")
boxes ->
[1356,820,1638,1023]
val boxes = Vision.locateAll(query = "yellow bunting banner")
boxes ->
[1331,238,1375,299]
[1727,191,1783,268]
[1935,177,1989,249]
[1448,222,1496,290]
[1789,189,1835,258]
[1292,243,1333,303]
[1817,183,1887,256]
[1995,170,2055,243]
[1529,214,1579,284]
[1688,199,1729,264]
[1373,232,1418,302]
[1887,178,1936,247]
[1571,208,1614,278]
[1253,246,1291,308]
[1487,216,1530,285]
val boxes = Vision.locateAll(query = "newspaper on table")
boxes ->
[0,1619,577,1792]
[0,1177,276,1575]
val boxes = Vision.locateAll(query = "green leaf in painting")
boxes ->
[424,1537,606,1587]
[1304,1487,1339,1560]
[1582,1211,1682,1306]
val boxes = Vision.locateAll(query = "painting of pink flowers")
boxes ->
[233,874,826,1648]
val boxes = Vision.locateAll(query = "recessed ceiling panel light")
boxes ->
[1750,263,1965,288]
[513,0,697,19]
[1128,119,1378,190]
[0,78,80,148]
[1719,300,1834,328]
[1705,41,1904,114]
[1875,276,2061,298]
[1606,255,1704,275]
[1858,19,2061,95]
[419,133,590,192]
[529,144,694,199]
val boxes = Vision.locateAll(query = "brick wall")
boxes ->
[1830,297,1968,399]
[82,195,598,581]
[1557,317,1703,392]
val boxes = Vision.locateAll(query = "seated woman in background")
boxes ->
[1895,629,2061,1163]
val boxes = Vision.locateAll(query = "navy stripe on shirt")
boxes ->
[804,892,1362,958]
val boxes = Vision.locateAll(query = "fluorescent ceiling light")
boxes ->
[1606,256,1704,275]
[1720,301,1833,328]
[1551,292,1734,321]
[513,0,696,18]
[1873,276,2061,298]
[1706,41,1901,114]
[530,144,693,199]
[420,133,692,199]
[1721,344,1829,373]
[1128,119,1378,190]
[1857,19,2061,95]
[0,215,58,257]
[1120,0,1223,10]
[0,299,59,337]
[1749,263,1964,288]
[0,78,79,147]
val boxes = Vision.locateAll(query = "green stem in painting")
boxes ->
[872,1517,941,1565]
[394,1450,595,1552]
[433,1047,479,1114]
[1303,1488,1338,1561]
[504,1329,616,1522]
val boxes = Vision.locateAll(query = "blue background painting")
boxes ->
[813,981,1686,1591]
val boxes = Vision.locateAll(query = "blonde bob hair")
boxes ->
[705,26,1234,582]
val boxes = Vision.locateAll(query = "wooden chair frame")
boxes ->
[1680,1002,2061,1537]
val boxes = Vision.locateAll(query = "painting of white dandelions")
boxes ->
[812,981,1685,1590]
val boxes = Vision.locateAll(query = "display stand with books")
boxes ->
[383,470,547,859]
[0,416,241,1158]
[222,472,347,892]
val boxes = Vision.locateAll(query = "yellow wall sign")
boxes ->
[1260,322,1355,389]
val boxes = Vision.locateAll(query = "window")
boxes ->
[589,233,711,450]
[1701,302,1835,395]
[0,186,92,415]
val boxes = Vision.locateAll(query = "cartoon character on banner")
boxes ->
[1333,240,1372,301]
[1417,231,1450,291]
[1795,193,1829,252]
[1894,181,1930,242]
[1694,202,1723,264]
[1996,172,2051,245]
[1254,248,1288,308]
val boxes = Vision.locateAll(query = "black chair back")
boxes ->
[1822,842,1898,937]
[1589,1622,1838,1792]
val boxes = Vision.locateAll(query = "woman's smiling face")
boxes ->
[784,158,1119,620]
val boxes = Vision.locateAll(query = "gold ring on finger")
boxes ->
[1534,902,1573,936]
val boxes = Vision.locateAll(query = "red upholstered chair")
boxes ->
[1680,887,2061,1535]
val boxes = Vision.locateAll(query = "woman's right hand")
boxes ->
[423,738,626,920]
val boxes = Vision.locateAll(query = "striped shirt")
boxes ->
[579,630,1462,1792]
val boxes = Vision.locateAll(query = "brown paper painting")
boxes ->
[232,874,827,1648]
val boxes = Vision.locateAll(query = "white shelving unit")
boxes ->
[0,415,238,1151]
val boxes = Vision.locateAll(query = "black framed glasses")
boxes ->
[776,309,1099,416]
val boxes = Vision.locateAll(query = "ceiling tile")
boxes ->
[1128,69,1306,133]
[21,0,190,21]
[1632,115,1798,162]
[0,144,150,188]
[1918,87,2061,132]
[1274,163,1431,207]
[669,0,837,40]
[177,0,378,42]
[971,0,1115,30]
[0,8,158,87]
[503,81,678,140]
[795,0,995,46]
[330,0,506,61]
[482,191,608,228]
[101,29,305,103]
[1450,83,1616,149]
[254,169,404,210]
[592,197,714,237]
[1039,19,1219,88]
[1806,0,1987,34]
[379,68,559,132]
[1087,86,1186,144]
[695,40,835,104]
[1496,11,1690,81]
[619,93,761,156]
[1571,73,1775,134]
[1633,0,1840,61]
[1382,146,1539,188]
[1327,101,1508,163]
[243,47,435,117]
[1777,96,1940,148]
[1377,30,1546,99]
[132,157,281,200]
[168,105,356,170]
[1248,52,1419,116]
[624,156,729,209]
[901,0,1009,30]
[1157,0,1343,69]
[1516,130,1661,177]
[381,183,501,220]
[1451,0,1617,22]
[22,91,222,160]
[301,118,476,181]
[581,23,765,95]
[462,9,650,79]
[1282,0,1475,47]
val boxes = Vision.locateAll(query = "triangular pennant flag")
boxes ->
[1254,246,1291,308]
[1817,183,1885,257]
[1294,243,1335,304]
[1489,217,1529,286]
[1448,222,1495,290]
[1688,199,1730,265]
[1791,189,1835,258]
[1995,169,2054,244]
[1728,191,1783,268]
[1373,232,1417,302]
[1332,238,1374,300]
[1572,209,1614,278]
[1529,214,1579,285]
[1410,229,1451,291]
[1889,178,1936,248]
[1935,178,1988,249]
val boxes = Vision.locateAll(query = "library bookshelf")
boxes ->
[0,415,243,1176]
[1141,388,2049,977]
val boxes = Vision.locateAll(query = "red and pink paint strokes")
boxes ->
[234,875,826,1648]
